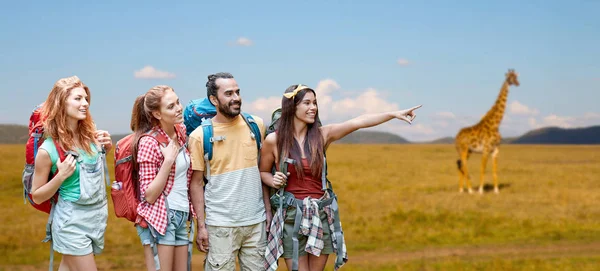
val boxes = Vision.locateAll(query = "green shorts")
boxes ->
[282,206,334,258]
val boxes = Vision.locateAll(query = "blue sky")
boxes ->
[1,0,598,141]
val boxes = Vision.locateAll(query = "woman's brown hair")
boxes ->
[276,85,324,180]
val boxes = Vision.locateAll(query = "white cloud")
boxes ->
[508,101,539,116]
[245,78,600,142]
[541,114,576,128]
[397,58,410,66]
[233,37,253,46]
[528,117,537,127]
[508,111,600,133]
[314,79,340,96]
[584,112,600,120]
[331,88,399,116]
[247,79,416,136]
[134,66,176,79]
[245,96,282,123]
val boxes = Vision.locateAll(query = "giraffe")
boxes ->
[455,69,520,194]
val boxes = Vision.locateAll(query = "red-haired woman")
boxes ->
[31,76,112,271]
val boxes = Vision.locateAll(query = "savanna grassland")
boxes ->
[1,144,599,271]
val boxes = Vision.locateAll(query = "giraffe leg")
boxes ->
[479,153,489,194]
[457,151,465,193]
[458,159,465,193]
[458,162,464,193]
[492,147,500,194]
[460,151,473,194]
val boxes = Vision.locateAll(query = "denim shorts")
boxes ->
[137,209,190,246]
[52,197,108,255]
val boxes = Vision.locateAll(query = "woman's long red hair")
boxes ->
[42,76,96,154]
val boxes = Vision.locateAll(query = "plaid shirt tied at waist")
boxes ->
[265,190,348,271]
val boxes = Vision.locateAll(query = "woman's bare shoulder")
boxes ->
[265,132,277,144]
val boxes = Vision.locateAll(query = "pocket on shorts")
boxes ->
[207,253,233,270]
[168,210,188,230]
[136,225,153,245]
[53,202,73,230]
[214,227,230,238]
[168,209,175,221]
[78,161,104,203]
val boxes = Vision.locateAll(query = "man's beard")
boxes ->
[218,100,242,119]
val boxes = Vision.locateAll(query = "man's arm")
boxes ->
[190,170,209,252]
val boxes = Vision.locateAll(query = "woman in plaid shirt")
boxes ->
[260,84,422,271]
[130,85,196,271]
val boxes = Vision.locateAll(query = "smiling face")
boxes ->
[211,78,242,119]
[294,90,318,124]
[153,89,183,125]
[65,87,90,121]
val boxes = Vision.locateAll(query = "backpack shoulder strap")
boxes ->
[175,123,188,148]
[52,139,67,164]
[42,139,68,192]
[241,112,262,151]
[200,118,214,161]
[142,129,170,148]
[200,118,223,182]
[321,154,328,191]
[31,126,44,159]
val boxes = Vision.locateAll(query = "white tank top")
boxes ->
[166,149,190,212]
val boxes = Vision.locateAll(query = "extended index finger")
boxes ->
[409,105,423,111]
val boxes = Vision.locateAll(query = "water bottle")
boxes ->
[111,181,122,191]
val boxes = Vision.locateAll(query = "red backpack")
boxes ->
[22,103,67,213]
[111,124,186,227]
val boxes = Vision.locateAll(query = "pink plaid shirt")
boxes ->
[136,124,196,235]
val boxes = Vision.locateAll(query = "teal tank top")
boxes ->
[39,138,100,202]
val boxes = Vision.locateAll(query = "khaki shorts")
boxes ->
[282,207,334,258]
[205,222,267,271]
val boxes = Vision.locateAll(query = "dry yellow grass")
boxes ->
[1,144,599,270]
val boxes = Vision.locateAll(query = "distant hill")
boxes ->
[0,124,131,144]
[425,137,454,144]
[2,124,599,144]
[421,134,565,145]
[335,130,410,144]
[0,124,28,144]
[511,126,600,144]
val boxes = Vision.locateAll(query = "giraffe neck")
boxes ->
[480,81,510,129]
